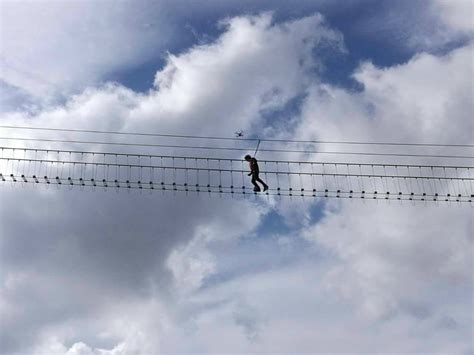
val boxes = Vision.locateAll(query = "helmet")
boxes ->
[244,155,252,160]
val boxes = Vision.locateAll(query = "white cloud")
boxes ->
[0,1,167,100]
[159,256,471,353]
[0,13,342,353]
[415,0,474,50]
[433,0,474,32]
[281,39,474,351]
[166,203,265,296]
[135,13,343,135]
[350,0,473,53]
[0,6,472,353]
[146,31,471,353]
[303,204,472,319]
[294,44,473,147]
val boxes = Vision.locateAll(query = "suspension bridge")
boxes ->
[0,125,473,204]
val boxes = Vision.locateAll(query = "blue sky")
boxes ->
[0,0,473,354]
[106,0,472,93]
[107,0,416,92]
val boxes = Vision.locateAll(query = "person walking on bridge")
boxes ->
[245,155,269,192]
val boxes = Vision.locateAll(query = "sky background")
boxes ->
[0,0,473,354]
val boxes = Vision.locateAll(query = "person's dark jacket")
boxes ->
[249,158,259,174]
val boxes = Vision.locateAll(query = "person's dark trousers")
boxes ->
[251,172,267,191]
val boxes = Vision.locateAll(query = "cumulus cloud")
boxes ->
[433,0,474,32]
[0,5,472,354]
[0,1,167,100]
[156,251,471,353]
[413,0,474,50]
[0,12,343,353]
[281,35,473,352]
[292,44,473,150]
[160,40,473,352]
[349,0,473,53]
[150,40,473,352]
[0,0,349,109]
[303,204,472,319]
[135,13,343,135]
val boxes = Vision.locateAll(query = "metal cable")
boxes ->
[0,139,472,159]
[1,125,473,147]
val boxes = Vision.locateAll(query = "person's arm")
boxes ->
[252,159,260,173]
[248,160,254,175]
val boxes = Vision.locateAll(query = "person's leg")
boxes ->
[251,175,261,191]
[255,174,268,191]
